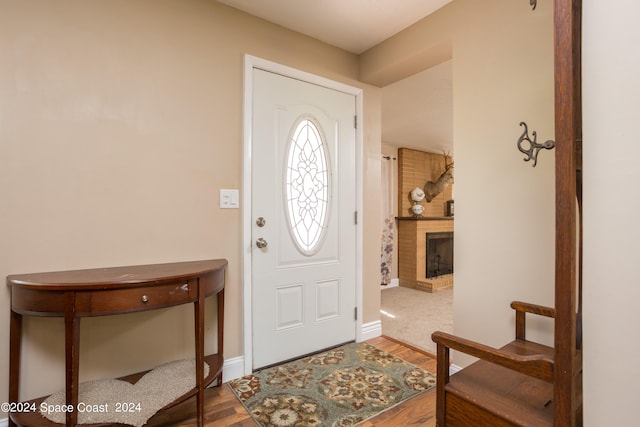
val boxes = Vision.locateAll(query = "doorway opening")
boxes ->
[379,60,454,355]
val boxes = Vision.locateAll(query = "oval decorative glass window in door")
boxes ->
[285,116,331,256]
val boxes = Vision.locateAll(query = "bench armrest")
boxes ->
[511,301,555,318]
[431,331,555,383]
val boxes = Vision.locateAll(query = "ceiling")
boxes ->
[217,0,454,153]
[216,0,453,54]
[382,61,452,153]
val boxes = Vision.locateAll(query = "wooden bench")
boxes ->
[432,302,582,427]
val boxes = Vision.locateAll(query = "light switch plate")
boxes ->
[220,189,239,209]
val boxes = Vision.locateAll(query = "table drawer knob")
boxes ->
[141,295,149,303]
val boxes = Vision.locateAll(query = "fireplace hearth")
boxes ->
[426,232,454,278]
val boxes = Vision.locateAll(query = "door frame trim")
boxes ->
[242,54,364,375]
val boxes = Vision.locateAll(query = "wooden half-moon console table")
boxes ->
[7,259,227,427]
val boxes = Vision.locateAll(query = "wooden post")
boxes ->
[435,342,450,427]
[553,0,582,425]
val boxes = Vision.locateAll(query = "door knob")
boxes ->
[256,238,268,249]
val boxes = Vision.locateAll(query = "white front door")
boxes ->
[251,68,357,369]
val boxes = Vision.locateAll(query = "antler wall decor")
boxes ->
[517,121,555,167]
[424,153,454,202]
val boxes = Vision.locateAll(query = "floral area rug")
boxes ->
[228,342,436,427]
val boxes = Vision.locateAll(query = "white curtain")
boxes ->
[381,157,395,285]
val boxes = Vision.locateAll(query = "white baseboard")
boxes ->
[380,278,399,290]
[360,320,383,341]
[221,355,245,383]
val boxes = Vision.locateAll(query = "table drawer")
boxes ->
[76,280,197,316]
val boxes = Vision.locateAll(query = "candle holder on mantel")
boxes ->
[410,187,425,217]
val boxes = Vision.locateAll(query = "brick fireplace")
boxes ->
[396,148,454,292]
[398,218,453,292]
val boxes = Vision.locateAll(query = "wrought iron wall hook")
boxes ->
[517,122,555,167]
[530,0,537,10]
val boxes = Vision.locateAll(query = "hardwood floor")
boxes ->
[145,336,437,426]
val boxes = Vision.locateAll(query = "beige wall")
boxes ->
[0,0,382,403]
[583,0,640,424]
[361,89,383,325]
[359,3,455,87]
[451,0,556,362]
